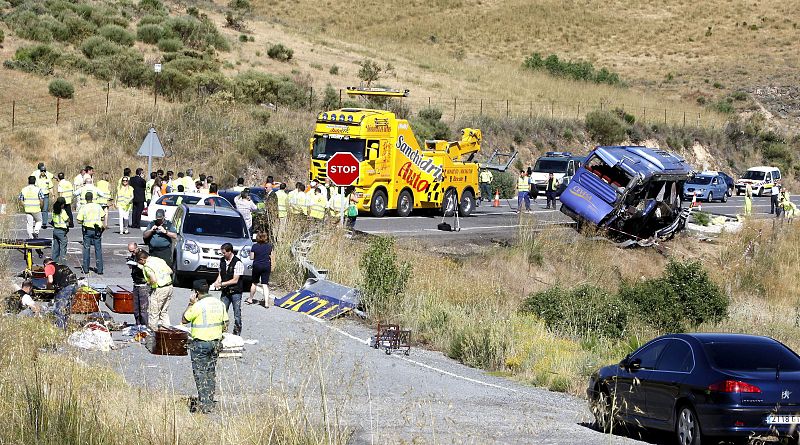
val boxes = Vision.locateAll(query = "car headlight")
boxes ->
[182,240,199,254]
[238,246,251,259]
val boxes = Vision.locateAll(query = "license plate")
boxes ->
[766,415,800,424]
[206,260,218,268]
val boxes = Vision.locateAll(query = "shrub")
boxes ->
[61,14,97,43]
[585,110,627,145]
[10,44,61,75]
[523,52,621,85]
[267,43,293,61]
[99,24,135,46]
[248,128,293,163]
[157,37,183,52]
[239,34,248,42]
[48,78,74,99]
[693,211,711,226]
[114,50,152,87]
[138,14,167,26]
[320,84,338,110]
[233,70,307,107]
[712,98,735,114]
[0,29,4,45]
[731,91,748,101]
[136,24,164,44]
[490,171,516,199]
[156,67,192,98]
[81,36,123,59]
[162,16,230,51]
[619,260,728,332]
[139,0,166,13]
[448,322,510,370]
[410,107,450,141]
[228,0,251,9]
[359,236,411,318]
[192,71,232,95]
[614,107,635,125]
[329,65,339,75]
[521,285,629,338]
[761,143,794,172]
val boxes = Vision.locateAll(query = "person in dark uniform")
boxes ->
[43,257,77,329]
[143,209,177,268]
[129,168,147,229]
[545,173,559,209]
[126,242,150,327]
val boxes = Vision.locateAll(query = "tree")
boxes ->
[48,78,74,99]
[357,60,394,88]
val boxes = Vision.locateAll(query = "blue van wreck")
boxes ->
[559,146,692,246]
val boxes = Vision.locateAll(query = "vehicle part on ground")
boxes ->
[310,88,483,217]
[370,323,411,355]
[481,148,518,172]
[560,146,692,246]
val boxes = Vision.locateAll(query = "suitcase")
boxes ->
[71,287,100,314]
[147,327,189,356]
[31,266,46,279]
[106,285,134,314]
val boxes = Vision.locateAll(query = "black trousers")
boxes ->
[771,194,779,214]
[64,204,75,228]
[131,201,145,228]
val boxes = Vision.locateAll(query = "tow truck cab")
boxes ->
[560,146,691,242]
[529,152,584,192]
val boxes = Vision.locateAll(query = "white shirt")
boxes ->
[20,292,35,309]
[772,186,781,196]
[74,173,85,188]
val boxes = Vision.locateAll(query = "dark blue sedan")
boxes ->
[588,333,800,444]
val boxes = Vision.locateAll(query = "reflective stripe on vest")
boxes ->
[276,190,288,218]
[517,177,529,193]
[52,210,69,229]
[35,176,52,195]
[297,192,309,215]
[78,203,104,228]
[95,181,110,205]
[58,180,74,204]
[79,185,98,206]
[117,186,133,209]
[309,195,326,219]
[21,185,41,213]
[189,298,226,340]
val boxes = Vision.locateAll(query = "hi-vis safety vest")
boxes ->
[52,210,69,229]
[186,296,228,341]
[297,191,309,215]
[77,202,104,228]
[517,177,529,193]
[479,170,493,183]
[143,256,172,288]
[328,193,347,217]
[78,185,99,206]
[35,174,53,195]
[58,179,74,204]
[117,185,133,211]
[275,190,288,218]
[95,180,111,206]
[20,185,41,213]
[309,194,326,220]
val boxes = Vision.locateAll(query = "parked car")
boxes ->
[588,333,800,444]
[529,151,585,192]
[559,146,691,244]
[141,193,233,227]
[709,171,735,197]
[171,204,253,287]
[682,172,729,202]
[736,166,782,196]
[218,189,266,210]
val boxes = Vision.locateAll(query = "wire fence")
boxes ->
[0,84,726,134]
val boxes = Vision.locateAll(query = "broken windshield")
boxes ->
[312,136,365,161]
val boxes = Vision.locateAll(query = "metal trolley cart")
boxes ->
[372,323,411,356]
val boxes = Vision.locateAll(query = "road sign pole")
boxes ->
[147,129,153,179]
[340,186,345,227]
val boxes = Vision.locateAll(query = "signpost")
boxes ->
[137,126,165,178]
[326,152,360,226]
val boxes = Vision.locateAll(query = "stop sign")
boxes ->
[327,152,360,186]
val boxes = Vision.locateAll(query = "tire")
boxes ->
[727,187,733,197]
[675,405,702,445]
[459,190,475,216]
[707,192,713,202]
[370,190,388,217]
[758,187,764,197]
[174,271,189,289]
[736,190,741,196]
[442,189,457,217]
[721,192,728,203]
[397,190,413,217]
[590,389,615,433]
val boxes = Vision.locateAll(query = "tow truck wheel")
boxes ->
[397,190,413,217]
[460,190,475,216]
[370,190,388,217]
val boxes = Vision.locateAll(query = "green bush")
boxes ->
[267,43,293,61]
[246,128,293,163]
[61,14,97,43]
[410,107,450,142]
[448,322,510,370]
[157,37,183,52]
[585,110,627,145]
[48,78,74,99]
[136,24,164,44]
[81,36,123,59]
[162,16,230,51]
[56,53,92,73]
[618,260,728,332]
[155,67,192,98]
[523,52,621,85]
[329,65,339,75]
[761,143,794,173]
[113,50,152,87]
[163,54,217,74]
[320,84,338,110]
[239,34,248,42]
[192,71,232,95]
[139,0,166,13]
[693,211,711,226]
[490,171,516,199]
[138,14,167,26]
[521,285,629,338]
[9,44,61,75]
[99,24,135,46]
[228,0,251,9]
[359,236,411,318]
[712,98,735,114]
[233,70,307,107]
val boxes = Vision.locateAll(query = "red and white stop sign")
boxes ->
[327,152,360,186]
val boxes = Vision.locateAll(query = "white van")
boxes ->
[735,166,781,196]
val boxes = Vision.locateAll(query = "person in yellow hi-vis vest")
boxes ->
[19,175,44,239]
[136,249,173,331]
[182,279,228,414]
[309,187,327,224]
[56,172,75,228]
[116,176,134,234]
[288,182,303,216]
[478,168,493,204]
[327,186,348,222]
[274,182,288,239]
[95,172,112,223]
[76,191,105,275]
[516,170,531,213]
[779,188,796,222]
[34,165,54,228]
[50,197,70,264]
[297,183,310,216]
[78,176,99,207]
[744,183,753,216]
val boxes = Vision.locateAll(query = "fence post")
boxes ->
[643,107,646,124]
[550,100,554,118]
[11,100,15,130]
[506,99,509,118]
[338,89,342,108]
[428,97,431,107]
[106,82,110,114]
[308,87,313,111]
[56,98,60,125]
[453,97,457,122]
[479,99,483,115]
[664,108,667,124]
[600,100,603,111]
[683,111,686,127]
[577,102,580,119]
[697,112,701,127]
[529,101,532,120]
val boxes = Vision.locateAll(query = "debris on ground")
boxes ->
[68,322,114,351]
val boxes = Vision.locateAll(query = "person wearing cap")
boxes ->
[43,257,78,329]
[19,175,44,240]
[143,208,177,267]
[76,191,105,275]
[135,250,173,331]
[33,164,54,228]
[56,172,75,227]
[182,279,228,414]
[116,176,134,234]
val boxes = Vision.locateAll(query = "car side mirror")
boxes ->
[628,358,642,371]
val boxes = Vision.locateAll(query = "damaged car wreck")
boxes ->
[559,146,692,247]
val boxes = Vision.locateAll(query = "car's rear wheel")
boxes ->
[727,187,733,197]
[675,405,702,445]
[707,192,713,202]
[721,192,728,203]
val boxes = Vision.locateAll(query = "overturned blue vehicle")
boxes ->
[559,146,692,246]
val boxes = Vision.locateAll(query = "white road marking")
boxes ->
[306,314,518,393]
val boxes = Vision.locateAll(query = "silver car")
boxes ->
[172,204,253,287]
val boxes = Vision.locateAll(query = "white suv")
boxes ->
[736,166,781,196]
[141,193,233,227]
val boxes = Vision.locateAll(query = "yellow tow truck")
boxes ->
[309,87,488,217]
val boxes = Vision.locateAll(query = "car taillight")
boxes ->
[708,380,761,393]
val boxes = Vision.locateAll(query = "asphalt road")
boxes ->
[4,213,647,444]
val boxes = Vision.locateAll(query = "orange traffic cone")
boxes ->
[493,189,500,207]
[690,192,702,211]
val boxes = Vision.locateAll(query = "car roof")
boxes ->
[183,204,241,217]
[161,192,214,198]
[681,333,778,345]
[747,166,780,172]
[594,146,691,176]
